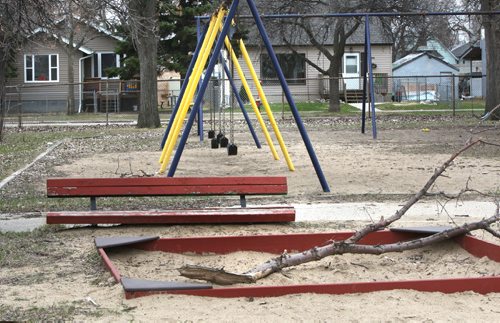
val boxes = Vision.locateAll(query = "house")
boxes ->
[6,20,139,113]
[416,39,458,66]
[234,18,393,104]
[452,41,483,98]
[392,52,459,102]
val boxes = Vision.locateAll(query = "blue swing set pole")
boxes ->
[221,55,261,149]
[196,17,204,141]
[365,14,377,139]
[167,0,240,177]
[160,20,209,149]
[196,11,500,21]
[246,0,330,192]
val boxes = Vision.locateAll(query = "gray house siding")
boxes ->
[7,35,83,113]
[83,33,118,52]
[235,44,393,103]
[6,25,120,113]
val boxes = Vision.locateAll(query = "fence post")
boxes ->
[106,80,109,126]
[452,75,456,118]
[17,85,22,129]
[281,90,285,120]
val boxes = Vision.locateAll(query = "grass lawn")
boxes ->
[377,100,485,112]
[2,102,358,125]
[245,102,359,114]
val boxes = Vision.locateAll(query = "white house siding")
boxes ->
[457,60,482,75]
[456,60,483,98]
[235,44,392,104]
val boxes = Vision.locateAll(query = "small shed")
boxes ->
[392,52,459,102]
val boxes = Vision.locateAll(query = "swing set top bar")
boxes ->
[196,10,500,20]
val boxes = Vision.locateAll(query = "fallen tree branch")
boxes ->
[344,139,484,245]
[485,227,500,238]
[179,212,499,285]
[178,139,500,285]
[470,103,500,135]
[484,203,500,238]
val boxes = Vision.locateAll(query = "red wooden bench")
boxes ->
[46,176,294,225]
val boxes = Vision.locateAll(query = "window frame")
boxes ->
[92,52,120,79]
[24,54,59,83]
[260,52,306,85]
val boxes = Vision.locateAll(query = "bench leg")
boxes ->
[90,197,97,211]
[240,195,246,208]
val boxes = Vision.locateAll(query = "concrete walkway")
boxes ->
[348,102,382,112]
[1,201,495,232]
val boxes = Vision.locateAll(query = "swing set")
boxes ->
[158,0,331,193]
[157,1,499,194]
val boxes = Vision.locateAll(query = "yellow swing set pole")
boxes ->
[159,12,219,166]
[223,36,280,161]
[239,40,294,171]
[159,10,225,173]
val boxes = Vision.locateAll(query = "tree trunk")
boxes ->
[328,75,340,112]
[67,49,76,115]
[482,0,500,120]
[328,52,344,113]
[136,38,160,128]
[65,5,76,115]
[129,0,161,128]
[0,55,6,142]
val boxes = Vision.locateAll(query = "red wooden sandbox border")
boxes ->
[96,231,500,299]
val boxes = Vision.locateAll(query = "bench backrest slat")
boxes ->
[47,176,287,197]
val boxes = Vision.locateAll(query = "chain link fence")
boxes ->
[3,73,486,123]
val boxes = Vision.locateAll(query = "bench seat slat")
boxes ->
[47,176,287,188]
[46,207,296,224]
[47,184,287,197]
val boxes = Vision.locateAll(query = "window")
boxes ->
[344,54,359,74]
[260,53,306,85]
[93,52,120,78]
[24,54,59,82]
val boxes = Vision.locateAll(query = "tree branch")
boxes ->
[281,39,328,75]
[485,227,500,239]
[179,213,499,285]
[178,138,499,285]
[345,139,484,244]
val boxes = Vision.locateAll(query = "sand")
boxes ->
[1,118,500,321]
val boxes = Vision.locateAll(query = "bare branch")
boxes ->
[179,213,499,284]
[345,139,484,244]
[470,104,500,135]
[485,227,500,239]
[178,137,500,285]
[485,202,500,238]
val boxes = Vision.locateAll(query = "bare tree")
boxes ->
[481,0,500,120]
[257,1,366,112]
[0,0,55,141]
[106,0,161,128]
[50,0,108,115]
[451,0,483,44]
[379,0,461,61]
[252,1,412,112]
